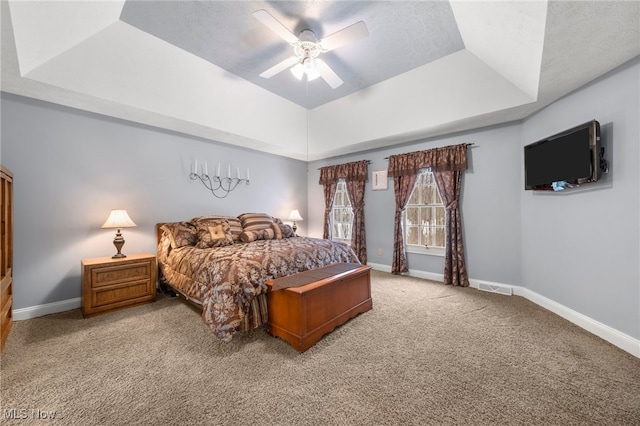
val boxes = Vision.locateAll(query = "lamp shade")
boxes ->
[287,210,303,222]
[101,209,137,229]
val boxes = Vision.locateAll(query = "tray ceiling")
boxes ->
[120,1,465,110]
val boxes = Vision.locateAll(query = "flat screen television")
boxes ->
[524,120,606,191]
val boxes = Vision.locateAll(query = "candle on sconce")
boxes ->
[189,159,249,198]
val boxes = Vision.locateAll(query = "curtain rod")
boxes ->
[383,143,474,160]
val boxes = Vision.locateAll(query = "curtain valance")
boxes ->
[319,160,368,184]
[388,143,469,177]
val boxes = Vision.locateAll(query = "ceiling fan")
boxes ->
[253,9,369,89]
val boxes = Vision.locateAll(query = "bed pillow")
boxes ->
[204,216,244,242]
[225,217,244,242]
[160,222,197,249]
[238,213,274,232]
[279,223,295,238]
[157,231,172,264]
[271,222,282,239]
[274,218,295,238]
[191,217,234,249]
[191,216,243,242]
[239,228,275,243]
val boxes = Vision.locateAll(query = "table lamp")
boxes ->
[287,209,303,235]
[101,209,137,258]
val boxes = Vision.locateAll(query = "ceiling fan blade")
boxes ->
[319,21,369,52]
[253,9,299,45]
[259,56,299,79]
[315,58,343,89]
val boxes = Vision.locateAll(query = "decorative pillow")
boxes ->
[157,232,171,264]
[190,215,243,242]
[191,217,234,249]
[279,223,295,238]
[160,222,197,249]
[238,213,274,232]
[271,222,282,239]
[239,228,275,243]
[225,217,244,242]
[274,218,295,238]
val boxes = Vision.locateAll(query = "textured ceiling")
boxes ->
[2,1,639,161]
[120,1,465,109]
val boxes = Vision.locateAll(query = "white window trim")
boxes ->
[402,169,446,257]
[330,179,353,244]
[405,244,445,257]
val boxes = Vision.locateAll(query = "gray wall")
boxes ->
[0,93,307,309]
[1,57,638,341]
[520,58,639,339]
[308,57,639,340]
[308,123,523,286]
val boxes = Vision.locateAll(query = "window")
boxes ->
[331,179,353,243]
[403,170,445,256]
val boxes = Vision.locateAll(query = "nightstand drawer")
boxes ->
[92,279,153,307]
[82,253,156,318]
[91,263,151,288]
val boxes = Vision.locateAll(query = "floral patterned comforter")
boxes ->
[158,234,359,341]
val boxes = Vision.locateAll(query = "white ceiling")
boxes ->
[120,1,466,109]
[2,1,639,161]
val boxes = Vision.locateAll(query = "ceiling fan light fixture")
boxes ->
[303,57,315,72]
[291,63,304,80]
[306,67,320,81]
[253,9,368,89]
[303,58,320,81]
[291,59,320,81]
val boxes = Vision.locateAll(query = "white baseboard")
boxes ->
[367,262,392,273]
[367,263,445,282]
[407,269,444,282]
[13,298,81,321]
[367,264,639,358]
[472,278,639,357]
[513,286,640,358]
[14,268,640,358]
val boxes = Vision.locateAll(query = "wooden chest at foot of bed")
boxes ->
[266,264,372,352]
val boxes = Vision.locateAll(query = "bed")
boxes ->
[156,213,360,342]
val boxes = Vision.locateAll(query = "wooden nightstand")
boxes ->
[81,253,156,318]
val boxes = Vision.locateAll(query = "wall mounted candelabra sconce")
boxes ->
[189,160,250,199]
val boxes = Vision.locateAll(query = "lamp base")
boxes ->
[112,230,127,259]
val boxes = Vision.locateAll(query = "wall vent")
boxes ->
[477,282,513,296]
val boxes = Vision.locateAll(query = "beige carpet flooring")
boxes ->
[1,270,639,425]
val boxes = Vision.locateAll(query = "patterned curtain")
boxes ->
[433,170,469,286]
[391,174,417,274]
[388,144,469,284]
[319,160,368,263]
[345,178,367,264]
